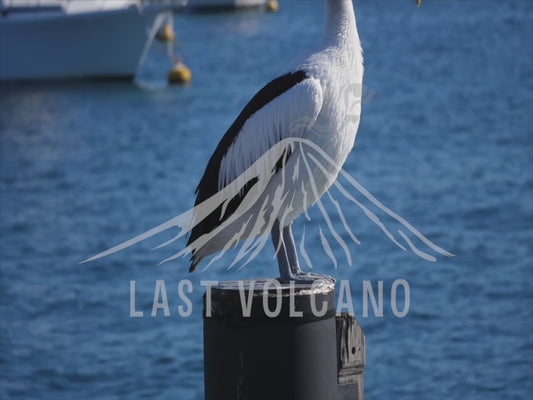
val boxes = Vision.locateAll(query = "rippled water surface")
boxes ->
[1,0,532,398]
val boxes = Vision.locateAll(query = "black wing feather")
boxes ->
[187,71,308,266]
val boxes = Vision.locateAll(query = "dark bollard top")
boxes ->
[204,278,336,322]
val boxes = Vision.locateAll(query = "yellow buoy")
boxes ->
[168,61,192,85]
[156,23,176,42]
[266,0,279,13]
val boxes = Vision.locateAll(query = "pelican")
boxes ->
[187,0,362,283]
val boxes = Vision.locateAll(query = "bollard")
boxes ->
[336,313,366,400]
[203,279,365,400]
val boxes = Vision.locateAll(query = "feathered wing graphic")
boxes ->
[81,137,454,268]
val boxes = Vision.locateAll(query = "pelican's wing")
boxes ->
[218,72,323,188]
[187,70,323,267]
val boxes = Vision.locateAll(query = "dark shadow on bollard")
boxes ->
[203,279,365,400]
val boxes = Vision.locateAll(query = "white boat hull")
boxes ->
[0,5,169,81]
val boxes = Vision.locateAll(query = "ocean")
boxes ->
[1,0,532,398]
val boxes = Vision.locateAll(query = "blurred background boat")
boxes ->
[185,0,268,13]
[0,0,179,81]
[141,0,187,12]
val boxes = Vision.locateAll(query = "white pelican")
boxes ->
[187,0,363,282]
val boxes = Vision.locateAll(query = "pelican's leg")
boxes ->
[282,223,301,275]
[283,223,335,283]
[273,220,335,284]
[272,219,292,282]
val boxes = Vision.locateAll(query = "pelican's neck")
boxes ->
[325,0,358,48]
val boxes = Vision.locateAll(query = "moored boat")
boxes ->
[185,0,268,13]
[0,0,175,81]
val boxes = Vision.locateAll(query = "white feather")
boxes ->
[218,77,324,190]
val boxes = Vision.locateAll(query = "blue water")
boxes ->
[1,0,532,398]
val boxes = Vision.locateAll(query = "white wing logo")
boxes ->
[81,134,454,270]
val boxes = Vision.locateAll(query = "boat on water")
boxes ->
[0,0,178,81]
[186,0,268,13]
